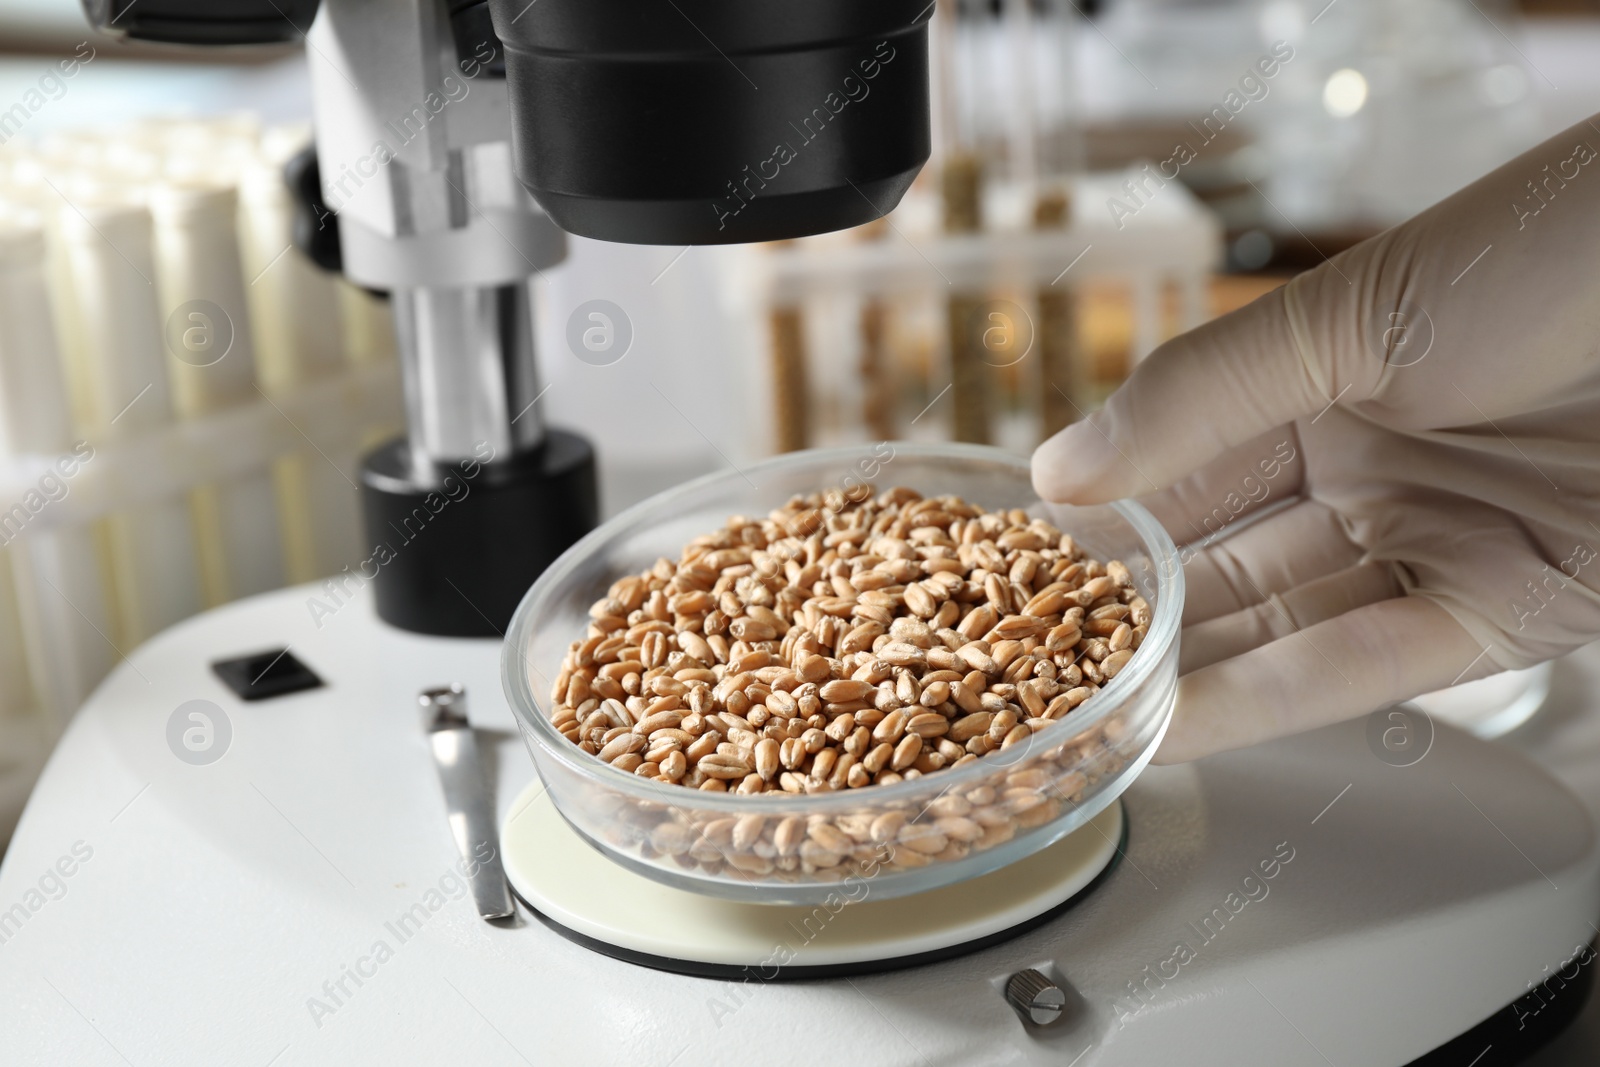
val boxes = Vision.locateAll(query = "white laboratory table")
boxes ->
[0,582,1597,1066]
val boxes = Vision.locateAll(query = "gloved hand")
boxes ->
[1033,114,1600,763]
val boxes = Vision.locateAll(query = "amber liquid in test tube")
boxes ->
[1034,188,1084,440]
[855,216,896,444]
[767,238,810,454]
[0,209,117,726]
[943,152,990,444]
[149,180,287,604]
[55,192,206,646]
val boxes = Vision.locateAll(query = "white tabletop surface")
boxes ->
[0,582,1597,1066]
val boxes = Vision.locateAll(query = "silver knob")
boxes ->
[1006,968,1067,1026]
[420,683,469,730]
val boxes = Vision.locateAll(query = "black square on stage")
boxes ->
[211,648,323,701]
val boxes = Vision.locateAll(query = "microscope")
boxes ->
[81,0,933,636]
[42,5,1600,1063]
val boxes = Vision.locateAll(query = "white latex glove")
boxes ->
[1033,115,1600,763]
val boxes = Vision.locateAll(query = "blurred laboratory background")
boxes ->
[0,0,1595,841]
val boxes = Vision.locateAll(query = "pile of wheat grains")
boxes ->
[550,485,1150,792]
[544,485,1149,878]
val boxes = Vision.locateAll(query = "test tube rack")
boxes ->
[727,168,1222,456]
[0,117,400,772]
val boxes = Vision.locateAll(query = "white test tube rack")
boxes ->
[725,169,1223,453]
[0,119,402,751]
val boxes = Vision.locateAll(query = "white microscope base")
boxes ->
[0,584,1593,1067]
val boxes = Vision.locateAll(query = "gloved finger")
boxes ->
[1134,425,1305,549]
[1152,595,1483,764]
[1032,281,1333,504]
[1179,561,1406,673]
[1181,497,1363,625]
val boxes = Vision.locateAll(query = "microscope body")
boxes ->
[81,0,933,636]
[306,0,595,636]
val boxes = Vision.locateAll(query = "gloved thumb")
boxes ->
[1032,280,1334,504]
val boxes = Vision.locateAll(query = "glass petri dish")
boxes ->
[503,443,1183,904]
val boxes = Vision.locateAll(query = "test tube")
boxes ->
[769,300,809,453]
[1034,187,1082,439]
[338,278,401,464]
[148,179,286,603]
[239,137,358,582]
[0,546,31,719]
[943,152,989,444]
[1020,0,1086,440]
[54,190,205,645]
[937,0,992,444]
[341,282,398,371]
[0,162,53,720]
[0,207,117,727]
[855,217,896,442]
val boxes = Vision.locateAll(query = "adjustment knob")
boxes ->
[1005,968,1067,1026]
